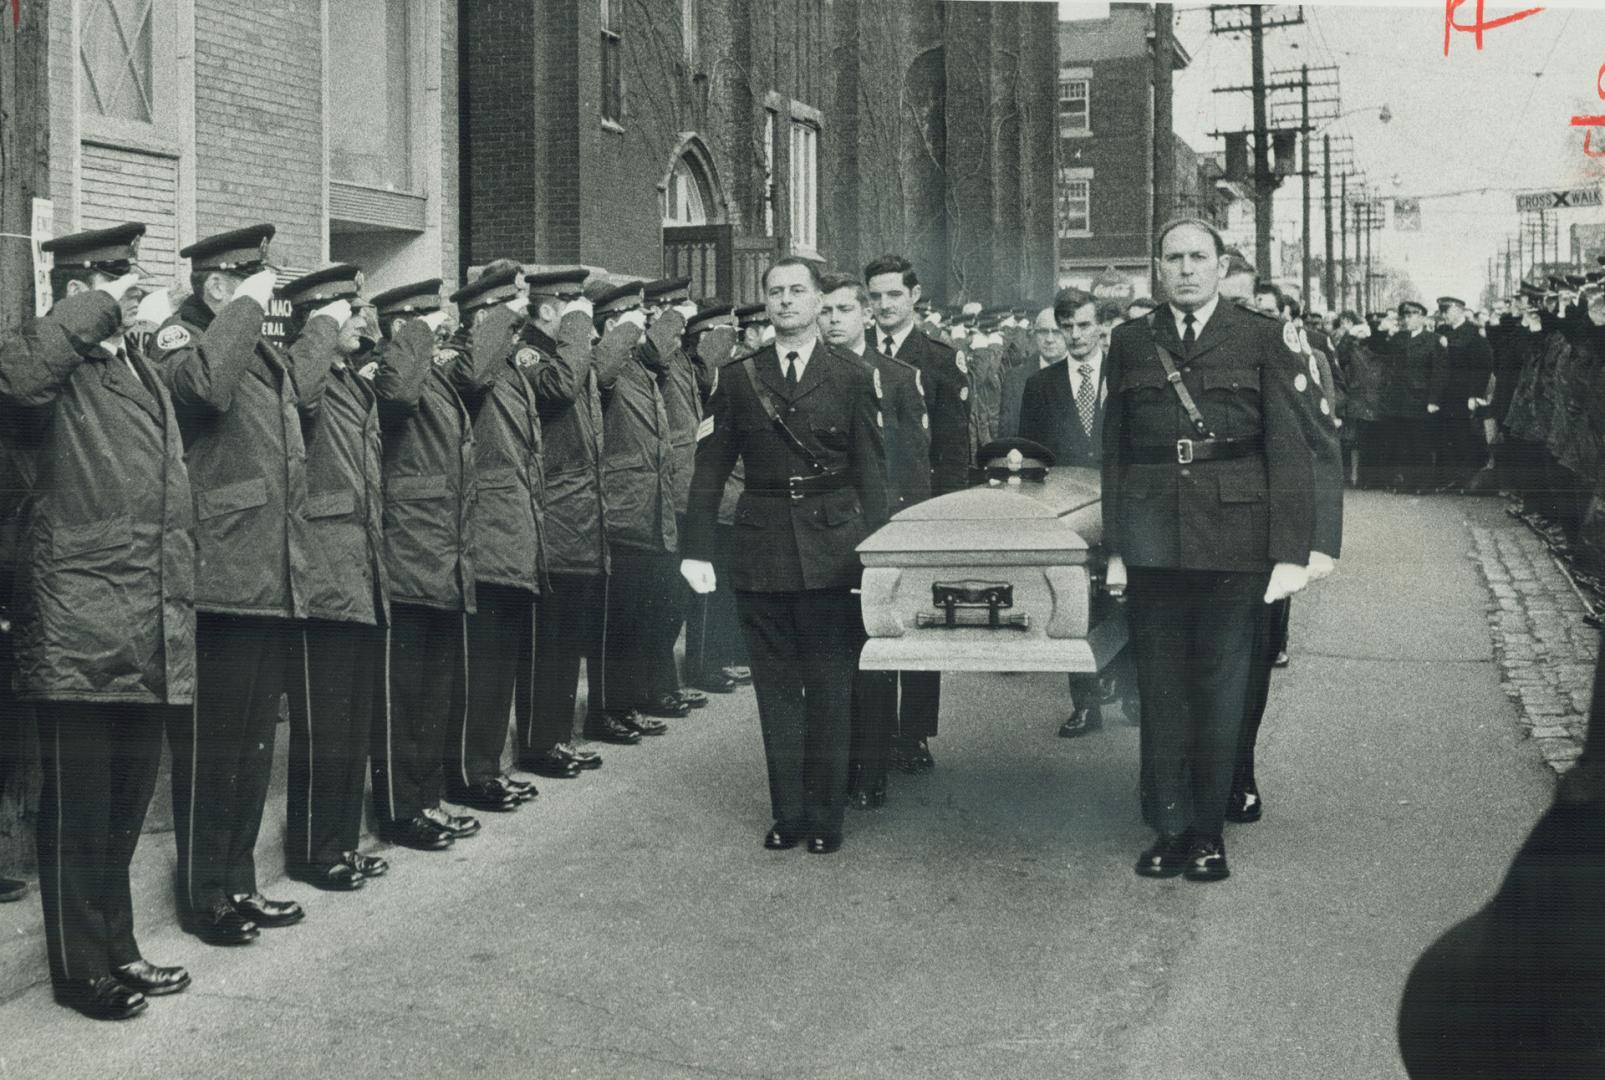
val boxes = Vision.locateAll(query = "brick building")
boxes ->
[1056,2,1203,300]
[49,0,459,295]
[459,0,1056,305]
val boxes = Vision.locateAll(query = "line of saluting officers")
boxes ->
[0,220,987,1022]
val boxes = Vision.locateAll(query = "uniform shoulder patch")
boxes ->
[1308,356,1321,385]
[155,325,191,352]
[1281,322,1301,353]
[514,346,540,369]
[955,351,968,376]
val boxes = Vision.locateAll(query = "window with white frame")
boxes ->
[762,110,777,236]
[789,120,818,251]
[600,0,623,125]
[329,0,415,192]
[78,0,179,145]
[1057,168,1092,238]
[1058,73,1090,137]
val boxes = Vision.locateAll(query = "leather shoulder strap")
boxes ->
[740,355,827,473]
[1149,333,1215,439]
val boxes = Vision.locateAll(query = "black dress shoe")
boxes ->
[445,779,522,812]
[617,709,669,736]
[112,959,191,996]
[54,976,147,1020]
[763,823,801,850]
[1057,706,1102,739]
[423,805,481,838]
[672,688,708,709]
[231,893,305,928]
[183,900,259,945]
[381,816,454,850]
[691,670,739,693]
[0,876,25,903]
[807,832,843,855]
[500,774,539,801]
[1226,780,1263,823]
[521,748,583,779]
[1183,835,1230,882]
[554,741,602,768]
[637,695,691,719]
[340,850,389,878]
[584,712,643,745]
[1135,832,1192,878]
[893,736,935,772]
[290,862,365,891]
[848,779,888,810]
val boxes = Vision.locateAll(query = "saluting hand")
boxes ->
[95,272,143,304]
[235,268,278,309]
[1264,562,1310,603]
[680,559,717,594]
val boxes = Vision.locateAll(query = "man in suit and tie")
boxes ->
[681,258,888,855]
[864,255,970,772]
[1020,289,1110,738]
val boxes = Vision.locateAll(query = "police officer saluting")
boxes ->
[1102,218,1315,882]
[2,224,194,1018]
[681,257,888,855]
[280,264,392,890]
[367,279,487,849]
[156,224,309,944]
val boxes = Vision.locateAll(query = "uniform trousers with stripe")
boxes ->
[1127,568,1268,839]
[167,612,295,914]
[449,583,532,789]
[286,620,381,873]
[35,702,168,986]
[737,588,863,835]
[372,602,464,825]
[604,546,676,712]
[518,571,605,756]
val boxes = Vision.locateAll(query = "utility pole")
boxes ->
[1339,172,1348,309]
[1322,135,1334,310]
[1299,65,1312,306]
[1151,3,1176,297]
[1208,5,1305,279]
[1,2,51,335]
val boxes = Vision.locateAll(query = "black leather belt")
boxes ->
[747,470,853,501]
[1123,436,1263,465]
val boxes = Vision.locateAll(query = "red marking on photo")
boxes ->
[1443,0,1544,56]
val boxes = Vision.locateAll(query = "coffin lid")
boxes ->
[858,466,1104,557]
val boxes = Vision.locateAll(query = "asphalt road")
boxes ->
[0,492,1558,1079]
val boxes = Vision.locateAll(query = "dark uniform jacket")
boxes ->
[1441,320,1495,419]
[685,342,889,592]
[876,326,971,497]
[854,347,930,516]
[1384,328,1449,416]
[662,339,703,518]
[1289,327,1346,559]
[1,291,195,703]
[375,319,487,612]
[527,315,608,576]
[1020,357,1106,467]
[462,309,546,596]
[289,315,389,625]
[600,322,676,554]
[1101,301,1315,573]
[157,292,312,618]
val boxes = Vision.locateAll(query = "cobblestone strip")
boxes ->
[1470,525,1599,772]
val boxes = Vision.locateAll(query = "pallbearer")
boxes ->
[4,224,194,1018]
[157,224,309,945]
[281,264,392,891]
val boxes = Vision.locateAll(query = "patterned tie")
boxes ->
[1076,363,1097,436]
[784,350,799,387]
[882,334,895,357]
[1182,312,1197,359]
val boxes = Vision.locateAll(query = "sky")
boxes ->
[1062,0,1605,307]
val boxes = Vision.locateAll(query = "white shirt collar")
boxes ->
[875,321,916,356]
[1170,294,1220,340]
[776,337,817,380]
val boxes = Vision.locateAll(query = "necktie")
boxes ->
[882,334,895,357]
[784,351,799,387]
[1076,363,1097,436]
[1182,312,1197,359]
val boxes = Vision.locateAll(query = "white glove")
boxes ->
[1104,554,1127,597]
[680,558,717,594]
[506,295,530,316]
[311,298,353,326]
[419,310,450,333]
[1426,403,1440,414]
[674,299,699,321]
[1307,551,1336,583]
[1467,397,1479,413]
[562,296,595,319]
[235,268,278,309]
[95,272,143,303]
[1264,561,1310,603]
[618,307,648,331]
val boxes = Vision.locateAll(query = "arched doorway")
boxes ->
[661,135,732,300]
